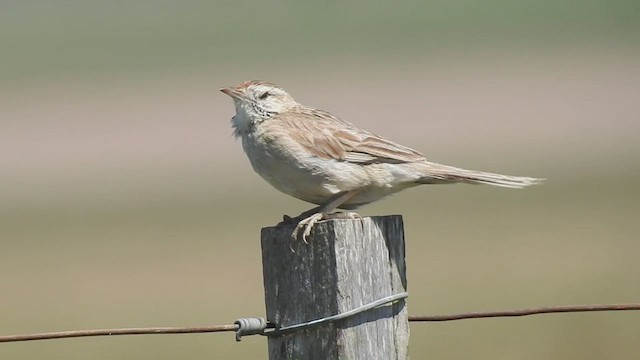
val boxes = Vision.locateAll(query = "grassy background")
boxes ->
[2,1,640,359]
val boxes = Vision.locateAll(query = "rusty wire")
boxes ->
[2,303,639,343]
[408,303,640,321]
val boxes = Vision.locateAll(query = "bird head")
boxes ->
[220,80,298,120]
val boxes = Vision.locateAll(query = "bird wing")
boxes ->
[280,108,426,164]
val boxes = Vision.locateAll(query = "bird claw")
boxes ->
[290,211,362,244]
[330,212,361,220]
[291,213,325,244]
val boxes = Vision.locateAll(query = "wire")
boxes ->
[408,303,640,321]
[266,292,408,336]
[1,303,639,343]
[0,325,237,343]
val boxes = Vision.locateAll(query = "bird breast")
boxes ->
[239,124,371,205]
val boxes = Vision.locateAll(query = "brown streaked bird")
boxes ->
[220,80,543,241]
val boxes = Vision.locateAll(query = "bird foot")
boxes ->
[291,211,361,244]
[325,212,361,220]
[291,213,325,244]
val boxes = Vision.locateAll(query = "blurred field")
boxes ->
[2,1,640,359]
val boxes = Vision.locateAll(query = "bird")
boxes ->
[220,80,543,241]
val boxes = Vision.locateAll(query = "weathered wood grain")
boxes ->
[261,215,408,360]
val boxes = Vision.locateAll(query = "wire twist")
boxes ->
[234,317,268,341]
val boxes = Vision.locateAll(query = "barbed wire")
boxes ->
[2,303,639,343]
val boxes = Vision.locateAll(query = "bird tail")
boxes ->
[416,162,544,189]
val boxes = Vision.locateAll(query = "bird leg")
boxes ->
[291,190,360,243]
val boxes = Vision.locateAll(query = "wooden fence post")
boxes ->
[261,215,409,360]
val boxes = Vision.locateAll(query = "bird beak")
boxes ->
[219,87,244,100]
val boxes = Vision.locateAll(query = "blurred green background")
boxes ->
[2,1,639,359]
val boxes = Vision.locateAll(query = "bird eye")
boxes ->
[258,92,270,100]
